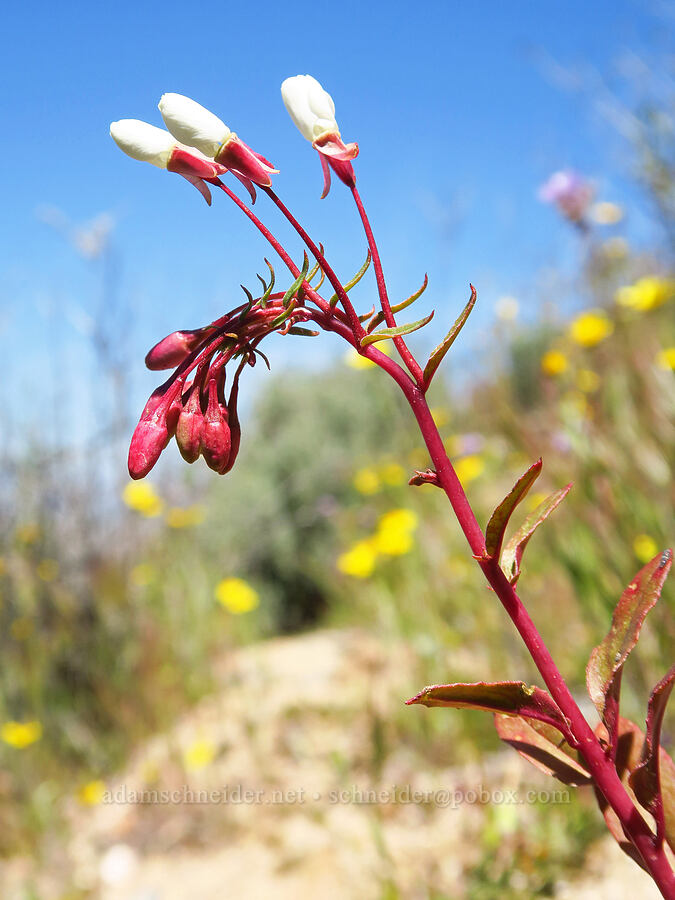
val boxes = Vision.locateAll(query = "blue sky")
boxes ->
[1,0,671,448]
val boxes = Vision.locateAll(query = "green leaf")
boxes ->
[586,551,672,727]
[500,484,572,584]
[494,715,591,787]
[485,459,542,559]
[422,285,476,388]
[360,311,435,347]
[407,680,569,732]
[239,283,255,315]
[328,250,371,307]
[367,274,429,333]
[259,259,276,307]
[270,299,299,329]
[281,253,309,308]
[286,326,320,337]
[629,663,675,853]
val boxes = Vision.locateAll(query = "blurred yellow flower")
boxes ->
[633,534,658,564]
[78,780,106,805]
[378,509,419,533]
[344,344,391,369]
[374,509,418,557]
[353,467,380,495]
[569,310,614,348]
[576,369,601,392]
[541,350,568,376]
[16,523,40,545]
[129,563,157,587]
[590,201,623,225]
[379,462,406,486]
[166,505,206,528]
[337,540,378,578]
[123,482,163,517]
[10,618,34,641]
[615,276,674,312]
[183,737,217,771]
[656,347,675,371]
[1,720,42,749]
[36,559,59,582]
[454,455,485,484]
[215,577,259,614]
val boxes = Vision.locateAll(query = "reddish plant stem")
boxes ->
[262,187,365,339]
[350,186,426,387]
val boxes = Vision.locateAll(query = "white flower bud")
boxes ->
[110,120,176,168]
[281,75,339,143]
[159,93,231,158]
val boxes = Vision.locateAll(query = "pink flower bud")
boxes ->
[220,374,241,475]
[200,378,231,474]
[175,383,204,463]
[128,379,185,479]
[145,329,208,370]
[214,135,278,188]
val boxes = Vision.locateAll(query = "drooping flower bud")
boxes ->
[175,382,204,463]
[220,372,241,475]
[128,378,184,479]
[145,328,209,371]
[200,377,231,474]
[159,93,278,190]
[280,75,358,197]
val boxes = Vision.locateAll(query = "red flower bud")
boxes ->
[175,382,204,463]
[128,378,185,479]
[220,373,241,475]
[145,329,208,371]
[200,377,231,473]
[214,135,278,188]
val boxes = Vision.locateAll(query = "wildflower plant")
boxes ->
[112,77,675,895]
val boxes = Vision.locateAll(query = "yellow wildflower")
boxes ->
[337,540,378,578]
[353,467,380,495]
[576,369,600,392]
[374,509,418,557]
[569,310,614,348]
[1,720,42,749]
[122,482,163,517]
[590,202,623,225]
[656,347,675,371]
[215,577,259,614]
[78,780,106,806]
[378,509,418,533]
[615,276,674,312]
[36,559,59,582]
[166,505,206,528]
[633,534,658,564]
[541,350,568,376]
[454,455,485,484]
[344,344,391,369]
[379,462,406,486]
[129,563,156,587]
[183,737,217,771]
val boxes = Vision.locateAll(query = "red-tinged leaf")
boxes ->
[367,274,429,333]
[408,468,439,488]
[407,681,569,733]
[500,484,572,584]
[594,717,654,871]
[422,285,476,389]
[586,551,673,731]
[485,459,543,559]
[494,715,591,787]
[286,327,320,337]
[629,664,675,851]
[360,311,435,347]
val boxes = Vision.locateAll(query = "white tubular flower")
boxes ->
[159,93,231,158]
[281,75,339,143]
[110,120,177,168]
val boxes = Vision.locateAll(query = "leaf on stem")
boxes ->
[366,274,429,333]
[586,551,672,730]
[258,259,276,307]
[328,250,371,307]
[281,253,309,308]
[408,468,439,487]
[407,680,569,732]
[485,459,543,559]
[500,484,572,585]
[286,326,320,337]
[422,285,476,389]
[629,664,675,852]
[360,311,435,347]
[494,715,591,786]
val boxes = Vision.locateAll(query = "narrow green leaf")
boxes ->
[422,285,476,388]
[270,299,299,329]
[586,551,672,724]
[239,283,254,315]
[407,680,569,733]
[485,459,543,559]
[360,311,435,347]
[281,253,309,308]
[629,663,675,852]
[494,715,591,787]
[500,484,572,585]
[328,250,371,307]
[367,274,429,333]
[260,259,276,306]
[358,305,376,323]
[287,326,320,337]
